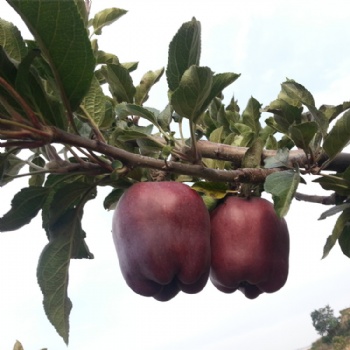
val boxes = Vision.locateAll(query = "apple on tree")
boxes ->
[112,181,211,301]
[210,196,290,299]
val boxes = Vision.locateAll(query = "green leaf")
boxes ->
[166,17,201,91]
[319,203,350,220]
[264,170,300,217]
[264,148,290,169]
[102,64,136,103]
[191,182,229,199]
[339,224,350,258]
[81,75,107,128]
[319,102,350,123]
[323,110,350,160]
[135,68,165,105]
[43,181,96,232]
[0,187,49,231]
[7,0,95,110]
[322,208,350,258]
[29,156,46,187]
[313,173,350,196]
[280,80,328,135]
[0,18,27,61]
[242,138,264,168]
[242,97,262,135]
[0,152,24,186]
[103,188,125,210]
[289,121,318,150]
[91,8,127,35]
[198,72,240,118]
[171,65,213,123]
[281,80,315,107]
[157,104,173,131]
[37,207,88,345]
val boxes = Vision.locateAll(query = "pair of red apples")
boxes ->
[112,181,289,301]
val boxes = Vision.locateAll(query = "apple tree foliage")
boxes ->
[1,0,350,344]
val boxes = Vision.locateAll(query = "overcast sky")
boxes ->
[1,1,350,350]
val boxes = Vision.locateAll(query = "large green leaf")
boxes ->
[166,17,201,91]
[37,207,91,345]
[0,18,27,61]
[0,186,49,231]
[171,65,213,123]
[6,0,95,111]
[264,169,300,217]
[323,110,350,160]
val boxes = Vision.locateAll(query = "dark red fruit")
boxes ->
[112,181,211,301]
[210,196,289,299]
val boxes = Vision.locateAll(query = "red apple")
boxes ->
[112,181,211,301]
[210,196,289,299]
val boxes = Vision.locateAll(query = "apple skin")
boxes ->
[112,181,211,301]
[210,196,289,299]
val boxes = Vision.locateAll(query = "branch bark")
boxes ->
[4,125,350,183]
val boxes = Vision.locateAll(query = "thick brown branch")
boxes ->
[51,127,280,183]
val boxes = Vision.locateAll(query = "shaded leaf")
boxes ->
[264,170,300,217]
[242,138,264,168]
[81,75,107,127]
[171,65,212,123]
[339,224,350,258]
[7,0,95,110]
[0,152,24,186]
[322,208,350,258]
[103,188,125,210]
[264,148,290,169]
[289,121,318,150]
[323,110,350,160]
[319,203,350,220]
[0,186,49,231]
[242,97,262,135]
[37,208,78,345]
[102,64,135,103]
[313,174,350,197]
[166,17,201,91]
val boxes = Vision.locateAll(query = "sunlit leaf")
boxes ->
[91,8,127,35]
[135,68,164,105]
[0,18,27,61]
[192,181,229,199]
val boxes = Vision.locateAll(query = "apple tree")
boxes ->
[1,0,350,345]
